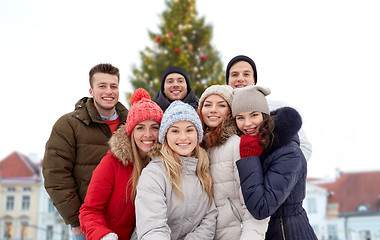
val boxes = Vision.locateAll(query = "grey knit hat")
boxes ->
[158,100,204,143]
[199,85,234,108]
[231,86,271,117]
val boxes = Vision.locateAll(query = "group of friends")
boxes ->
[43,55,317,240]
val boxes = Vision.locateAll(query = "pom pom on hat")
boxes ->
[126,88,164,137]
[199,85,234,107]
[131,88,150,105]
[158,101,203,144]
[232,86,271,117]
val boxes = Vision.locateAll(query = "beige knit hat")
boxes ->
[199,85,234,108]
[231,86,271,117]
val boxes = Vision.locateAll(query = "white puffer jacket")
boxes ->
[205,119,269,240]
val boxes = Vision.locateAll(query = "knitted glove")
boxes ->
[240,135,263,158]
[100,233,118,240]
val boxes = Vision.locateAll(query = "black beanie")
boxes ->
[225,55,257,85]
[161,66,191,94]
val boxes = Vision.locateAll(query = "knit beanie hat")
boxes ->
[158,100,203,144]
[125,88,164,137]
[225,55,257,85]
[161,66,191,94]
[231,86,271,117]
[199,85,234,107]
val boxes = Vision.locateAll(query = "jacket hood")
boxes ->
[108,124,134,165]
[266,107,302,155]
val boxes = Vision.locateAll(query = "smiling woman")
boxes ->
[135,100,217,239]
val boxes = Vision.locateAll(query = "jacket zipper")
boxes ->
[227,198,243,229]
[280,217,286,240]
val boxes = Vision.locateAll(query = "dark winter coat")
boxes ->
[153,89,199,112]
[79,125,135,240]
[236,107,317,240]
[43,97,128,227]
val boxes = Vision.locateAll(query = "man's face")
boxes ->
[89,73,119,117]
[163,73,187,101]
[228,61,255,89]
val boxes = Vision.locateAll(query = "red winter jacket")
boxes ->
[79,126,135,240]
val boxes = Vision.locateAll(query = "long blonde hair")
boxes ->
[128,131,151,201]
[154,139,213,205]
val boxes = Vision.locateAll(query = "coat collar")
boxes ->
[264,107,302,156]
[108,124,134,165]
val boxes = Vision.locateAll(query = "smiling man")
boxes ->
[154,66,199,112]
[226,55,312,161]
[43,63,128,240]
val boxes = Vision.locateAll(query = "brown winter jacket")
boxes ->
[43,97,128,227]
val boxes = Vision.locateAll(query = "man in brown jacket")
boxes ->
[43,63,128,240]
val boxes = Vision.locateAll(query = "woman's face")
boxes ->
[133,120,160,158]
[166,121,198,157]
[235,111,263,135]
[201,94,230,130]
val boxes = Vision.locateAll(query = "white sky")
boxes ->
[1,0,379,178]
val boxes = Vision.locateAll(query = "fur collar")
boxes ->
[108,124,134,166]
[202,118,238,148]
[263,107,302,157]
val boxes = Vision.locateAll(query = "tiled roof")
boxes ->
[0,151,40,179]
[316,170,380,213]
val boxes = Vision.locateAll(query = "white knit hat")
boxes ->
[232,86,271,117]
[199,85,234,107]
[158,100,204,143]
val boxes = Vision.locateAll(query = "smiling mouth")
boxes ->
[142,140,154,145]
[244,127,257,134]
[102,97,114,101]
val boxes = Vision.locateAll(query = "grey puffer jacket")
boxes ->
[205,119,269,240]
[135,151,217,240]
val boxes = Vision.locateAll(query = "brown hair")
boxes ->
[89,63,120,87]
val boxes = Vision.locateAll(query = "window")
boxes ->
[357,204,370,212]
[47,225,53,240]
[20,221,28,240]
[327,224,338,240]
[4,222,12,239]
[23,187,31,191]
[21,195,30,210]
[6,196,14,210]
[358,230,371,240]
[7,187,15,192]
[48,199,55,213]
[307,198,317,213]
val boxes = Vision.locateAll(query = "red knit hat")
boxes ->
[125,88,164,137]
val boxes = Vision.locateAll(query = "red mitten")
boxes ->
[240,135,263,158]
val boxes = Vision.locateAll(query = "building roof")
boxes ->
[0,151,40,180]
[316,170,380,213]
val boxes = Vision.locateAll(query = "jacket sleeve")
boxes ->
[135,166,171,240]
[184,199,217,240]
[236,147,304,220]
[233,156,269,240]
[42,115,81,227]
[79,156,115,240]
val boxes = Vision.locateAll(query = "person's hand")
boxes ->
[100,232,118,240]
[240,135,263,158]
[72,226,83,235]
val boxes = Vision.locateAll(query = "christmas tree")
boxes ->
[129,0,224,100]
